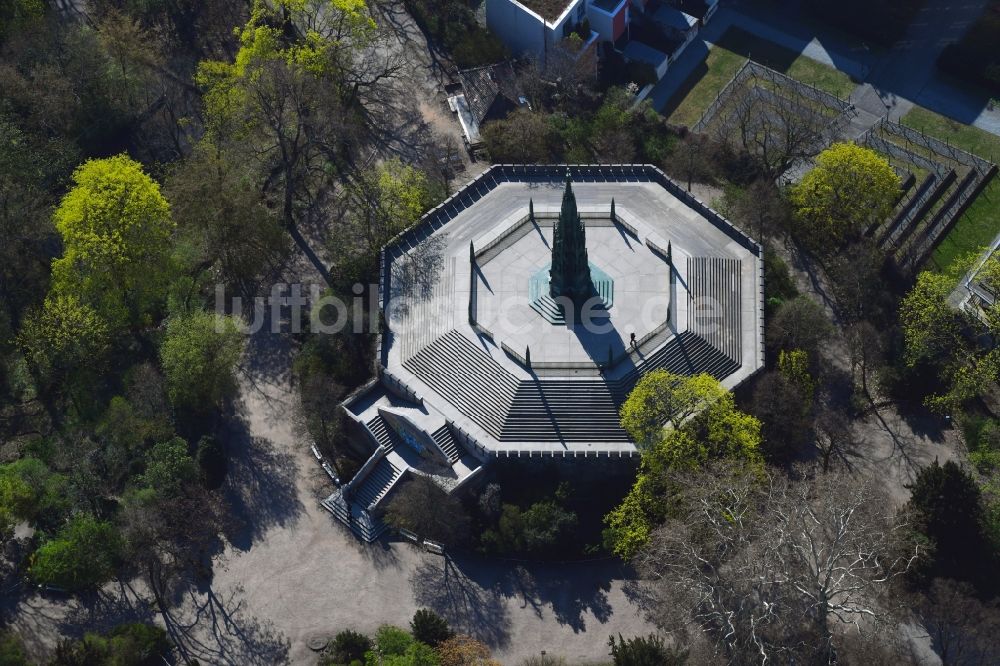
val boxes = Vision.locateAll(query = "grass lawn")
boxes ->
[664,27,857,127]
[901,106,1000,272]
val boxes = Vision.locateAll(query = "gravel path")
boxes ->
[168,294,656,665]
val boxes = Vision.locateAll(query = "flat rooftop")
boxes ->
[517,0,575,22]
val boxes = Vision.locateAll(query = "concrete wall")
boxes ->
[586,0,628,42]
[485,0,588,60]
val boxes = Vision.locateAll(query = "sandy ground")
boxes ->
[169,328,656,666]
[774,239,962,506]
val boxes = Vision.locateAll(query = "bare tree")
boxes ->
[814,407,857,472]
[714,83,830,179]
[383,475,470,545]
[723,178,789,242]
[846,321,885,401]
[912,578,1000,666]
[633,463,920,663]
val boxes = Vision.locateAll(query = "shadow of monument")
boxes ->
[410,553,635,643]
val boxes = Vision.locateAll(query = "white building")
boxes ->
[485,0,620,62]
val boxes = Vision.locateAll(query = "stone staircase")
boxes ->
[499,332,739,441]
[321,490,389,542]
[351,457,402,510]
[403,330,520,438]
[431,424,462,463]
[687,257,742,365]
[504,379,628,442]
[366,414,398,452]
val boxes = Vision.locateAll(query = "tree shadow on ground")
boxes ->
[851,402,954,497]
[495,561,615,632]
[410,556,511,648]
[53,583,157,639]
[159,583,290,666]
[411,553,629,646]
[221,418,304,551]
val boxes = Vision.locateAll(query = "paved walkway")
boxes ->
[650,0,1000,137]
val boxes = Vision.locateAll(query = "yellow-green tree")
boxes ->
[900,266,1000,412]
[195,0,377,230]
[49,155,175,331]
[607,373,762,558]
[17,294,110,380]
[619,370,727,450]
[790,143,899,242]
[344,158,441,260]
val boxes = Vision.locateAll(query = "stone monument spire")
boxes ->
[549,172,591,301]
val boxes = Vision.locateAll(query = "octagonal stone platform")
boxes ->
[330,165,765,541]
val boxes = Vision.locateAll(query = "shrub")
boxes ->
[29,514,121,590]
[482,501,578,555]
[0,632,30,666]
[410,609,452,647]
[327,629,372,664]
[196,435,227,489]
[372,625,413,656]
[52,623,170,665]
[403,0,507,69]
[608,633,686,666]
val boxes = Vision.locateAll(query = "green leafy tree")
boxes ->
[487,500,578,555]
[159,309,244,411]
[49,155,175,331]
[29,514,121,590]
[619,370,727,450]
[17,294,110,381]
[778,349,815,407]
[900,269,1000,411]
[901,271,965,368]
[363,625,439,666]
[907,460,990,581]
[410,609,452,647]
[325,629,372,665]
[51,622,170,666]
[0,472,33,538]
[139,438,198,494]
[0,458,70,535]
[608,633,686,666]
[195,0,378,238]
[341,158,443,266]
[0,631,31,666]
[606,375,762,559]
[165,142,289,299]
[790,143,899,243]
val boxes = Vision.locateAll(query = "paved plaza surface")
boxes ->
[395,177,760,373]
[477,223,671,364]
